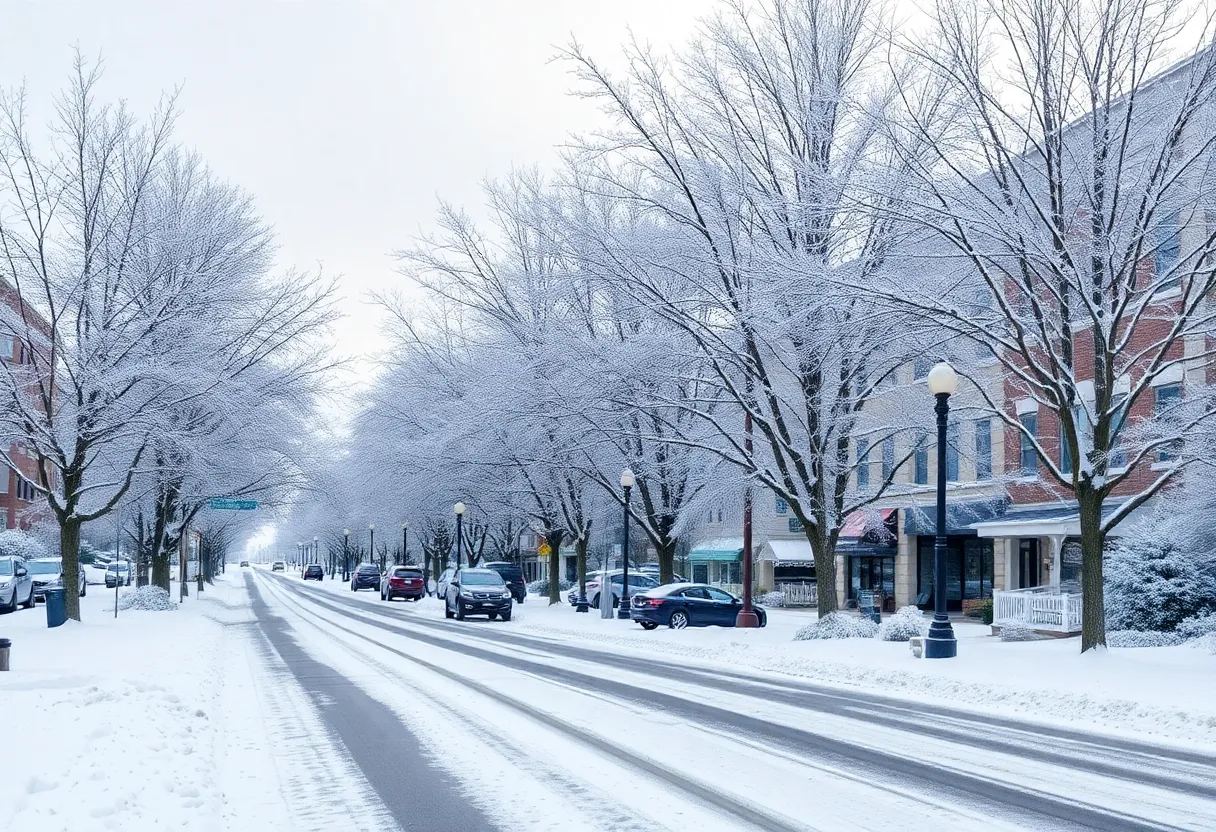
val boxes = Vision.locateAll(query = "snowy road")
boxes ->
[250,570,1216,831]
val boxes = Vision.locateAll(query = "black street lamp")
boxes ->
[370,524,377,571]
[313,536,319,576]
[454,502,466,570]
[926,361,959,659]
[402,522,409,565]
[343,529,350,580]
[617,468,634,620]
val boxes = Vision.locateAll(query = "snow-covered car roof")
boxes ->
[637,582,699,597]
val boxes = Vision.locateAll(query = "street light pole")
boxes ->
[737,410,760,627]
[617,469,634,620]
[926,361,959,659]
[454,502,466,570]
[343,530,350,581]
[402,523,408,565]
[370,524,377,572]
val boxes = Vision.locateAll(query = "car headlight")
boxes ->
[501,592,512,600]
[460,589,475,598]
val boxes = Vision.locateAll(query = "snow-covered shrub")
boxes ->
[1176,612,1216,641]
[0,528,50,560]
[1187,632,1216,654]
[526,578,573,595]
[878,606,929,642]
[757,591,784,607]
[117,586,177,611]
[794,612,878,640]
[1107,630,1184,648]
[998,625,1043,642]
[1105,536,1216,633]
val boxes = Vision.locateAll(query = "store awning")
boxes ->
[763,539,813,565]
[689,537,744,563]
[970,500,1146,538]
[839,508,897,539]
[903,498,1007,537]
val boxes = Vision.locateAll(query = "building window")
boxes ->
[716,508,723,523]
[1019,413,1038,475]
[1153,211,1181,289]
[914,441,929,485]
[974,419,992,480]
[1110,393,1128,469]
[788,517,804,534]
[0,335,11,361]
[774,496,788,515]
[0,507,7,529]
[856,438,870,491]
[1155,383,1182,461]
[881,437,895,481]
[945,422,960,482]
[913,356,932,379]
[15,478,36,501]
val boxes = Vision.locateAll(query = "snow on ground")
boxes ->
[0,570,387,832]
[308,574,1216,746]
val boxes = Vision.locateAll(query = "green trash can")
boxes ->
[45,588,67,628]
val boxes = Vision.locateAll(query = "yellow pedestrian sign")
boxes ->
[537,540,552,557]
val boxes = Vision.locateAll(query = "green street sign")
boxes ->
[209,498,258,511]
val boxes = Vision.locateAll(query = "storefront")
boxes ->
[837,508,898,611]
[688,538,743,586]
[905,499,1004,611]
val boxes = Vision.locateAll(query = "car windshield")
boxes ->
[0,557,14,576]
[28,561,62,575]
[460,571,503,586]
[485,564,522,581]
[107,563,129,572]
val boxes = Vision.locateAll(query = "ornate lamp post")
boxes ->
[454,502,466,570]
[926,361,959,659]
[343,529,350,581]
[369,524,376,571]
[617,468,635,620]
[402,522,409,565]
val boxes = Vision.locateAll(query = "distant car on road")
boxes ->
[239,560,250,568]
[381,566,425,601]
[303,564,324,581]
[443,568,513,621]
[0,555,35,612]
[350,563,380,591]
[104,561,132,588]
[271,561,286,572]
[481,561,526,603]
[29,557,86,601]
[630,583,767,630]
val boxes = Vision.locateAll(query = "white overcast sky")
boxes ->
[1,0,707,383]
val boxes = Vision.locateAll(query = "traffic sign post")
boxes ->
[209,498,258,511]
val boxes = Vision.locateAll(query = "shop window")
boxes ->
[1153,211,1181,290]
[945,422,960,482]
[914,441,928,485]
[1154,383,1181,461]
[1019,413,1038,475]
[881,437,895,481]
[855,438,869,490]
[974,419,992,480]
[774,496,788,515]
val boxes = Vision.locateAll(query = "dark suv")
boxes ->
[444,568,513,621]
[303,564,324,581]
[481,561,526,603]
[350,563,381,592]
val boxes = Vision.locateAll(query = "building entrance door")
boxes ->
[1018,539,1041,589]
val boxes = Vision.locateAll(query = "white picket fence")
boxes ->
[993,587,1082,633]
[775,582,818,607]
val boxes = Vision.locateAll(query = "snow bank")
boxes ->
[118,585,177,611]
[1107,630,1185,648]
[793,612,878,640]
[878,606,929,642]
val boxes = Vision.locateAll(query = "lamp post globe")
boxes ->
[617,468,635,619]
[925,359,959,659]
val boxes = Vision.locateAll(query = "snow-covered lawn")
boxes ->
[306,574,1216,746]
[0,572,294,832]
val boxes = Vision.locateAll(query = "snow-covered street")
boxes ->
[7,566,1212,831]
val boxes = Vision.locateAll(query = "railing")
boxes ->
[993,587,1083,633]
[775,582,818,607]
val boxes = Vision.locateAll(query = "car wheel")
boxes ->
[81,583,87,597]
[590,593,600,609]
[0,589,15,613]
[488,612,498,620]
[455,601,466,621]
[22,587,36,609]
[639,621,658,630]
[668,610,690,630]
[444,600,454,619]
[500,609,511,622]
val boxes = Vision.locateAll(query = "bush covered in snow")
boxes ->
[526,578,573,595]
[794,612,878,640]
[1176,612,1216,640]
[757,591,784,607]
[117,586,177,611]
[878,605,929,642]
[0,528,50,560]
[1107,630,1184,648]
[999,625,1044,642]
[1104,536,1216,633]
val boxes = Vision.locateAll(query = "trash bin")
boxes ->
[45,588,67,628]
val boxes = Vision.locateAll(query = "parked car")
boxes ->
[0,556,35,612]
[443,568,513,621]
[572,571,661,609]
[381,566,425,601]
[104,561,132,588]
[272,561,286,572]
[28,558,86,601]
[638,564,689,583]
[239,560,250,568]
[436,568,455,600]
[303,564,325,581]
[350,563,381,591]
[630,583,767,630]
[481,561,526,603]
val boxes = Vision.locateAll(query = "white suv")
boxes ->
[581,571,660,609]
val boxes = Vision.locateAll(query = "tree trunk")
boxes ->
[656,539,677,585]
[546,529,566,605]
[576,536,588,601]
[1078,488,1107,652]
[808,524,839,616]
[60,517,83,621]
[152,551,172,592]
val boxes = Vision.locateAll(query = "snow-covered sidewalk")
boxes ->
[306,574,1216,746]
[0,574,292,832]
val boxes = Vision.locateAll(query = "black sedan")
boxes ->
[303,564,325,581]
[630,583,767,630]
[350,563,381,591]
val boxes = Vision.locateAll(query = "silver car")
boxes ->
[29,558,86,601]
[0,556,35,612]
